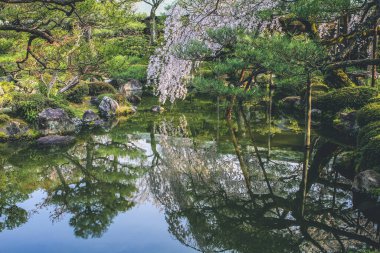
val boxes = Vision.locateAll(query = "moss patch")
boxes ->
[357,121,380,147]
[359,135,380,172]
[356,102,380,127]
[315,87,378,113]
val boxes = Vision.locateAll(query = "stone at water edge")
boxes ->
[37,108,75,135]
[119,79,142,94]
[151,106,165,113]
[98,96,119,118]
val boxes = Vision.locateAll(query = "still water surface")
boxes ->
[0,96,378,252]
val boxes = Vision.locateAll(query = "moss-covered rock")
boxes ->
[0,114,10,124]
[356,102,380,127]
[324,69,355,88]
[65,84,89,103]
[88,82,117,96]
[357,121,380,148]
[359,135,380,172]
[97,93,126,105]
[315,87,378,113]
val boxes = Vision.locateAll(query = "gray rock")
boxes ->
[151,106,165,113]
[119,79,142,96]
[36,135,75,146]
[352,170,380,194]
[98,96,119,118]
[37,108,75,135]
[0,86,4,96]
[82,110,100,124]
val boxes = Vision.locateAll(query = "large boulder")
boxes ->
[119,79,142,96]
[37,108,75,135]
[98,96,119,118]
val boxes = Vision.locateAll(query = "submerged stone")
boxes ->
[36,135,75,146]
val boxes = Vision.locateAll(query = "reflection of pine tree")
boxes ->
[148,112,379,252]
[0,130,147,239]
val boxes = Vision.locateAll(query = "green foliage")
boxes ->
[315,87,378,113]
[357,121,380,147]
[174,40,213,60]
[0,114,11,124]
[88,82,117,96]
[357,103,380,127]
[191,77,258,98]
[11,93,70,123]
[66,84,90,103]
[359,135,380,172]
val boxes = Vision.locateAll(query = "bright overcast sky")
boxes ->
[134,0,174,15]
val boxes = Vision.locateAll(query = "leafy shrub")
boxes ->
[315,87,378,113]
[0,114,10,124]
[357,103,380,127]
[359,135,380,172]
[66,84,89,103]
[88,82,116,96]
[11,93,71,123]
[357,121,380,147]
[112,65,147,83]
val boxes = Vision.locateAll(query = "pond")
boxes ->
[0,95,378,253]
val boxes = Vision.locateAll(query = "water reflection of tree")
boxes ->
[0,130,147,238]
[149,112,379,253]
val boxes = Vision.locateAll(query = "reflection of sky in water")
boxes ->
[0,190,195,253]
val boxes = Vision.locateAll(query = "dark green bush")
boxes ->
[359,135,380,172]
[356,102,380,127]
[66,84,89,103]
[88,82,117,96]
[357,121,380,148]
[315,87,378,113]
